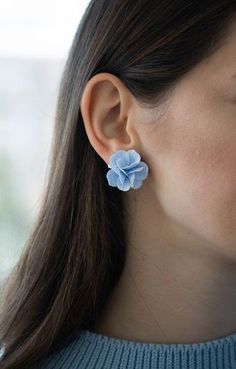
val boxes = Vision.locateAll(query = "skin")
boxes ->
[80,20,236,344]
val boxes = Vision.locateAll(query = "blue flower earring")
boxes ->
[106,149,149,191]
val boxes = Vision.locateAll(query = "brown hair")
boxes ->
[1,1,236,368]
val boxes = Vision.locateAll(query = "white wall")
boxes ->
[0,0,91,273]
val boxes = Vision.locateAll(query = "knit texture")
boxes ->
[29,328,236,369]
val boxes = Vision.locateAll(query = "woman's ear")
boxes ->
[80,72,139,165]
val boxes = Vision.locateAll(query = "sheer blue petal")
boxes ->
[136,162,149,179]
[128,149,141,165]
[127,162,148,178]
[116,151,130,168]
[119,150,141,170]
[129,173,135,186]
[117,176,130,191]
[109,150,126,168]
[106,170,119,187]
[117,170,127,184]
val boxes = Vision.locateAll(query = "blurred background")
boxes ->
[0,0,90,283]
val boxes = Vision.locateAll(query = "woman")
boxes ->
[1,0,236,368]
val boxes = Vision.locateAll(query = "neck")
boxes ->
[94,188,236,344]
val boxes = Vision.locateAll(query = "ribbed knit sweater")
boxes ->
[26,328,236,369]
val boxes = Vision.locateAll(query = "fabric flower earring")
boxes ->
[106,149,149,191]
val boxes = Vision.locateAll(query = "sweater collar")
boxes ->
[75,328,236,369]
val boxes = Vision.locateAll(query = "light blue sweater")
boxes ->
[23,328,236,368]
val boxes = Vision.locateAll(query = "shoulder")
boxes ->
[30,331,89,369]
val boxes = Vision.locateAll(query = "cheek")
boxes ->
[153,126,236,255]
